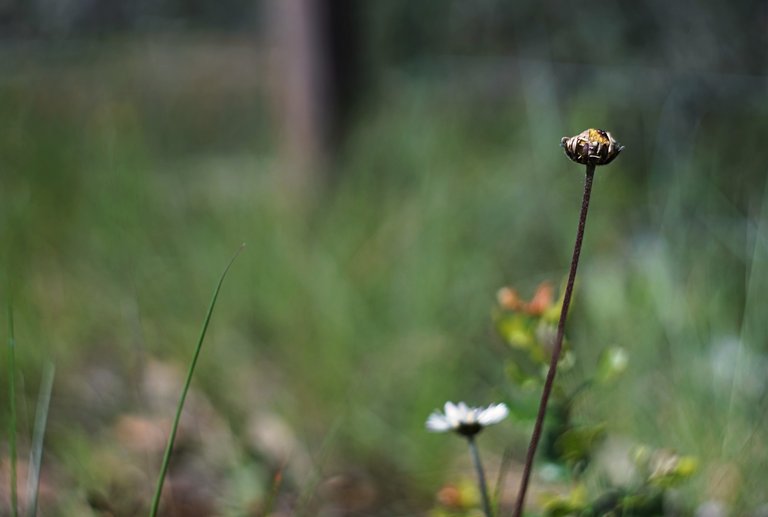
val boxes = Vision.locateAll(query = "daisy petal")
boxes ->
[426,413,451,432]
[444,402,461,426]
[478,403,509,425]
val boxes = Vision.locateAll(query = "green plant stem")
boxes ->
[512,164,595,517]
[468,436,493,517]
[148,244,244,517]
[7,302,18,517]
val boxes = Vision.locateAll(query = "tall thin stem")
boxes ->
[512,164,595,517]
[467,435,493,517]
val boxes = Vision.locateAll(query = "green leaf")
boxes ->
[555,424,606,466]
[634,447,699,488]
[497,314,536,349]
[595,347,628,384]
[620,488,664,515]
[648,454,698,488]
[541,485,587,517]
[505,361,541,390]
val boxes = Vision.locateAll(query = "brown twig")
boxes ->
[511,163,595,517]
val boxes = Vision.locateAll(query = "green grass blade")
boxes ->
[149,244,245,517]
[7,301,18,517]
[26,362,55,517]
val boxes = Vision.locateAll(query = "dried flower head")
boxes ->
[561,129,623,166]
[426,402,509,437]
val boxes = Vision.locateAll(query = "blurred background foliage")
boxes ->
[0,0,767,515]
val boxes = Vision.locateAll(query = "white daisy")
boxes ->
[426,401,509,437]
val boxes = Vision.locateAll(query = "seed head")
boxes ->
[560,129,623,166]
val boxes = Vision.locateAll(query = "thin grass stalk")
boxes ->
[149,244,245,517]
[26,362,55,517]
[7,302,18,517]
[512,164,595,517]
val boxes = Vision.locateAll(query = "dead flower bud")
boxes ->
[561,129,623,166]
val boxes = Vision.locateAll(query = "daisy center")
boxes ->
[588,129,610,145]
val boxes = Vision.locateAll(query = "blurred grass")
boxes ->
[0,35,767,514]
[7,303,18,516]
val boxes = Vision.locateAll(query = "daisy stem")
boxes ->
[512,163,595,517]
[467,435,493,517]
